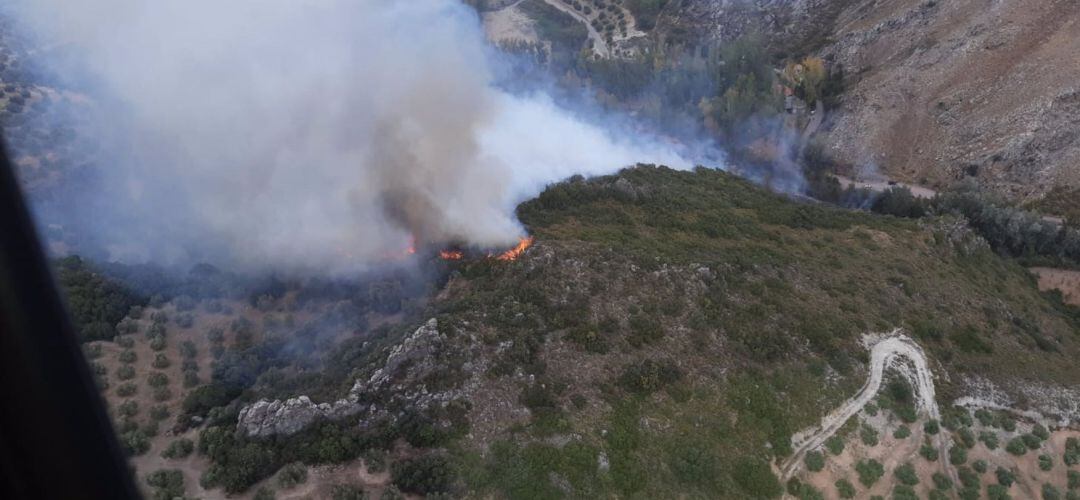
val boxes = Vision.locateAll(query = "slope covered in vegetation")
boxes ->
[431,165,1080,498]
[75,166,1080,499]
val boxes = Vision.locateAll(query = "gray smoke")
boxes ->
[11,0,690,273]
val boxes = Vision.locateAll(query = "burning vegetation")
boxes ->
[435,236,534,262]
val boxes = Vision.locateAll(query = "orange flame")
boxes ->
[439,249,464,260]
[496,236,534,261]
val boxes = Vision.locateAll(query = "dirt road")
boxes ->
[780,330,939,480]
[540,0,610,57]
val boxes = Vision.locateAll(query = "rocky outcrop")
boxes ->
[237,395,364,438]
[237,318,454,438]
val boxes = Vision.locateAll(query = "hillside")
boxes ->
[482,0,1080,208]
[75,165,1080,499]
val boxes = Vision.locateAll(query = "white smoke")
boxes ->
[11,0,690,273]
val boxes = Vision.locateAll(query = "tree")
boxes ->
[277,463,308,489]
[391,455,455,495]
[835,478,856,499]
[932,472,952,491]
[949,445,968,465]
[856,459,884,487]
[825,436,844,455]
[145,469,184,500]
[995,467,1015,487]
[894,462,918,486]
[162,439,194,459]
[805,450,825,472]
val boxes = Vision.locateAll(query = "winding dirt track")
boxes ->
[780,330,940,480]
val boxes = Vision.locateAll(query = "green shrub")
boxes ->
[958,466,979,489]
[147,322,166,338]
[175,313,194,329]
[380,485,405,500]
[924,419,940,435]
[932,472,952,490]
[118,399,138,417]
[1066,437,1080,466]
[183,370,200,388]
[276,462,308,489]
[116,335,135,348]
[117,318,139,335]
[1069,469,1080,490]
[730,457,782,498]
[391,455,455,495]
[253,487,275,500]
[835,478,855,499]
[920,443,939,461]
[1039,454,1054,471]
[149,335,166,351]
[860,425,879,447]
[1046,484,1062,500]
[975,409,994,426]
[115,364,135,380]
[893,484,918,500]
[929,491,950,500]
[149,404,170,421]
[987,484,1012,500]
[1006,437,1028,455]
[148,372,169,387]
[942,406,973,430]
[208,327,225,343]
[999,414,1017,432]
[160,440,193,460]
[1033,423,1050,440]
[180,340,197,359]
[116,382,137,397]
[973,459,987,473]
[957,427,976,448]
[329,484,365,500]
[152,386,173,402]
[995,467,1015,487]
[120,429,150,456]
[893,426,911,439]
[84,343,103,359]
[119,350,137,364]
[979,431,999,450]
[856,459,884,487]
[141,420,160,438]
[805,450,825,472]
[825,436,844,455]
[152,353,171,369]
[145,469,184,500]
[949,445,968,465]
[617,359,682,394]
[894,462,918,486]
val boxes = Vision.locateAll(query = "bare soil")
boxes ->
[1031,267,1080,306]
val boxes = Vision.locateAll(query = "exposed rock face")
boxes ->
[237,395,363,438]
[658,0,848,46]
[817,0,1080,200]
[237,318,451,438]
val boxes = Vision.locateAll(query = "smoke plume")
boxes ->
[10,0,689,273]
